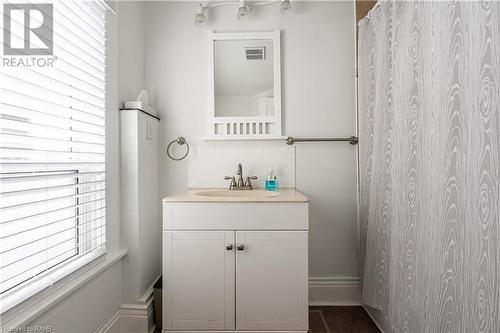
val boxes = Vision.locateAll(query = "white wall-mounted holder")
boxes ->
[207,30,283,141]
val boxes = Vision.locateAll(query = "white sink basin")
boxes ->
[197,189,279,198]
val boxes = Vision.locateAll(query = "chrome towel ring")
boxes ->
[166,137,190,161]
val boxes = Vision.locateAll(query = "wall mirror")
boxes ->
[208,31,282,139]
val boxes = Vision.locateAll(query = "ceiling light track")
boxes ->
[194,0,292,25]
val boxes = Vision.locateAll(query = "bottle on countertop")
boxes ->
[265,168,279,191]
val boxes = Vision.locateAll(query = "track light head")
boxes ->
[237,0,249,19]
[194,4,207,25]
[280,0,291,14]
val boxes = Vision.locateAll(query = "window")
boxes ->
[0,0,107,310]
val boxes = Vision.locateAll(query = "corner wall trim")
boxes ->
[94,302,155,333]
[308,276,361,306]
[95,279,157,333]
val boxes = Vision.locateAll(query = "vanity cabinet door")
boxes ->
[235,231,308,331]
[163,231,235,330]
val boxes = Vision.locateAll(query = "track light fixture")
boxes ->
[194,4,207,25]
[280,0,291,14]
[237,0,249,19]
[194,0,292,25]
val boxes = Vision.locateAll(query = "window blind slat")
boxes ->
[1,193,105,225]
[1,180,104,198]
[1,134,105,153]
[59,1,107,39]
[2,70,105,108]
[80,0,106,22]
[54,5,106,49]
[25,66,106,101]
[0,197,105,228]
[62,1,105,33]
[93,0,108,12]
[53,5,107,47]
[0,135,105,155]
[1,218,106,255]
[0,170,105,180]
[1,180,105,206]
[1,207,105,239]
[1,112,105,141]
[0,163,104,176]
[1,197,106,225]
[1,104,105,130]
[1,173,104,192]
[1,147,105,161]
[2,91,105,122]
[1,135,105,154]
[1,83,105,118]
[2,73,105,112]
[1,231,105,271]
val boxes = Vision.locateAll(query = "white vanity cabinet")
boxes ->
[163,230,235,330]
[235,231,308,331]
[162,190,309,333]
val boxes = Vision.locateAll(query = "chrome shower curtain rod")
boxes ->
[286,136,358,145]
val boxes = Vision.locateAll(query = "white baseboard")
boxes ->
[94,309,121,333]
[97,275,361,332]
[95,288,156,333]
[308,276,361,306]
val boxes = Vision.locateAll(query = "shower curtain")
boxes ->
[358,1,500,332]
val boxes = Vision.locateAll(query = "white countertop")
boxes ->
[163,188,309,203]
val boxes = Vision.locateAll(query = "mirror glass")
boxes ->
[214,39,274,117]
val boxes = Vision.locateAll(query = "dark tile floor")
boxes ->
[310,306,379,333]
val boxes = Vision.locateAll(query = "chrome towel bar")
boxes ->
[286,136,358,145]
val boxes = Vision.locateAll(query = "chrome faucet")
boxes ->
[224,163,257,190]
[236,163,244,187]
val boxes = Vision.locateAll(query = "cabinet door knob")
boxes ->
[226,244,233,251]
[237,244,245,251]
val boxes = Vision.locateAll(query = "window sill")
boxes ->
[1,249,128,329]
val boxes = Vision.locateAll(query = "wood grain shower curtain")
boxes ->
[358,1,500,332]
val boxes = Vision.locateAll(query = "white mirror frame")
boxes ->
[207,30,282,140]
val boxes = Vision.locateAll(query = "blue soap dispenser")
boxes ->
[265,169,279,191]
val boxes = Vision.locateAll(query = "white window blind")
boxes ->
[0,0,107,308]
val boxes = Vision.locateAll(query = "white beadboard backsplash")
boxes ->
[188,143,296,188]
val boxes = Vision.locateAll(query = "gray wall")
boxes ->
[141,1,359,282]
[118,1,145,105]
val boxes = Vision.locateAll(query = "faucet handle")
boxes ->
[244,176,258,188]
[224,176,237,190]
